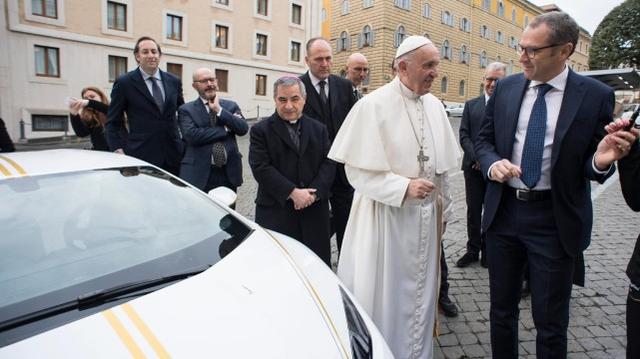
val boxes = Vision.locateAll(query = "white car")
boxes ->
[0,150,393,358]
[445,104,464,117]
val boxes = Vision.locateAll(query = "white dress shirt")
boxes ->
[140,67,165,101]
[308,72,329,99]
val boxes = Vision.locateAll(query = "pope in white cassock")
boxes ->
[328,36,461,359]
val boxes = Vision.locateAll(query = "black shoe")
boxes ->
[521,280,531,298]
[480,253,488,268]
[456,251,479,268]
[439,295,459,317]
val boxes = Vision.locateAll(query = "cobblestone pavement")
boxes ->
[20,117,638,358]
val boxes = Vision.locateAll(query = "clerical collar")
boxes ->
[285,119,299,125]
[397,78,421,100]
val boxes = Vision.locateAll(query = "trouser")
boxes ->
[463,168,486,254]
[627,285,640,358]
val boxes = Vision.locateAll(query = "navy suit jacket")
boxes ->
[475,69,615,259]
[178,98,248,190]
[459,95,486,170]
[106,68,184,170]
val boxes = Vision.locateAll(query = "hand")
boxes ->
[406,178,435,200]
[594,125,638,170]
[289,188,317,210]
[69,99,87,115]
[208,95,221,116]
[114,148,125,155]
[489,159,521,183]
[471,161,481,171]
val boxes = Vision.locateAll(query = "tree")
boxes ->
[589,0,640,69]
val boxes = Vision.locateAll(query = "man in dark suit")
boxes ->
[299,37,355,252]
[106,36,184,175]
[456,62,506,268]
[345,52,368,102]
[178,68,248,192]
[249,76,335,265]
[474,12,627,357]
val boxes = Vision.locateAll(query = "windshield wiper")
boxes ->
[0,265,211,332]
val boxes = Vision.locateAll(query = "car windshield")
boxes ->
[0,167,251,326]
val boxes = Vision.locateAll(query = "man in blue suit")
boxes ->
[106,36,184,175]
[178,68,248,193]
[475,12,628,357]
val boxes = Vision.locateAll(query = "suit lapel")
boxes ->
[505,76,530,157]
[270,116,299,153]
[132,68,161,114]
[328,76,340,130]
[301,72,324,119]
[552,70,585,169]
[196,99,211,127]
[159,70,172,114]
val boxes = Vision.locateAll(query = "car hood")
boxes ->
[0,228,360,358]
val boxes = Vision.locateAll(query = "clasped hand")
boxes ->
[289,188,317,210]
[406,178,435,200]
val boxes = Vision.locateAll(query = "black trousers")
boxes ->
[628,286,640,358]
[330,186,353,252]
[440,245,450,297]
[463,168,486,254]
[487,191,575,359]
[204,165,237,193]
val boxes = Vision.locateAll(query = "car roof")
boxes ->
[0,149,149,179]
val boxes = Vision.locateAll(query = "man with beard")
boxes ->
[178,68,248,192]
[249,76,335,265]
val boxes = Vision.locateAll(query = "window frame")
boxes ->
[253,31,271,60]
[25,0,65,26]
[34,45,60,78]
[162,10,188,46]
[108,55,128,83]
[255,74,267,96]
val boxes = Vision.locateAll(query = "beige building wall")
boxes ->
[329,0,591,103]
[1,0,321,140]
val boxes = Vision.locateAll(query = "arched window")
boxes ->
[362,25,372,47]
[496,31,503,44]
[394,25,406,48]
[511,9,516,23]
[441,76,448,93]
[481,25,489,38]
[483,0,490,10]
[460,45,468,64]
[441,40,451,59]
[524,15,529,27]
[508,60,514,74]
[423,3,431,18]
[363,0,373,8]
[460,17,470,32]
[339,31,349,51]
[459,80,465,96]
[342,0,349,15]
[394,0,410,10]
[496,55,501,63]
[498,2,504,17]
[480,51,487,68]
[442,11,453,26]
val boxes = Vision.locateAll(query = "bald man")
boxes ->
[345,53,368,101]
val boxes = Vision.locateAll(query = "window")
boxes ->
[32,114,68,132]
[34,45,59,77]
[422,3,430,18]
[291,3,302,25]
[166,14,182,41]
[460,17,470,32]
[442,11,453,26]
[215,0,229,4]
[482,0,490,11]
[524,15,529,28]
[32,0,57,18]
[256,33,268,56]
[255,74,267,96]
[479,83,484,95]
[509,36,517,49]
[508,60,514,74]
[321,8,327,21]
[394,25,406,48]
[395,0,410,10]
[480,25,490,39]
[216,69,228,92]
[257,0,268,16]
[360,25,373,47]
[441,40,451,60]
[363,0,373,8]
[290,41,301,62]
[512,9,516,23]
[498,2,504,17]
[480,51,487,68]
[496,55,501,63]
[215,25,229,49]
[441,76,448,93]
[342,0,349,15]
[496,31,503,44]
[460,45,469,64]
[459,80,465,96]
[108,55,127,82]
[166,63,182,80]
[338,31,349,52]
[107,1,126,31]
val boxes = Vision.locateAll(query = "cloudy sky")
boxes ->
[529,0,624,35]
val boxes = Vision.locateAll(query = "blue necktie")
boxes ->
[520,83,553,188]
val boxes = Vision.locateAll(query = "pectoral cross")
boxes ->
[417,148,429,177]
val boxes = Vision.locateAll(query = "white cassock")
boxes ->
[328,77,460,359]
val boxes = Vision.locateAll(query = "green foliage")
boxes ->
[589,0,640,69]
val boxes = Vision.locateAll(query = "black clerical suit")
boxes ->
[249,113,335,265]
[299,72,355,251]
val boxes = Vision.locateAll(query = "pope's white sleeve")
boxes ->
[345,164,410,208]
[441,171,453,223]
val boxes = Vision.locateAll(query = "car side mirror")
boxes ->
[208,187,237,208]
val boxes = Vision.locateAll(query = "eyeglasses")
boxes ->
[351,67,369,73]
[484,77,500,83]
[516,43,564,59]
[194,78,217,84]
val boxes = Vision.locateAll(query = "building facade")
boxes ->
[326,0,591,103]
[0,0,321,141]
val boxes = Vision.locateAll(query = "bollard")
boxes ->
[19,119,25,140]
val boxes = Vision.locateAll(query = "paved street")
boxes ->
[17,116,638,358]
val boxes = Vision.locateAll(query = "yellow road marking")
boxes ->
[122,303,171,359]
[0,155,26,176]
[0,163,10,177]
[102,309,146,359]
